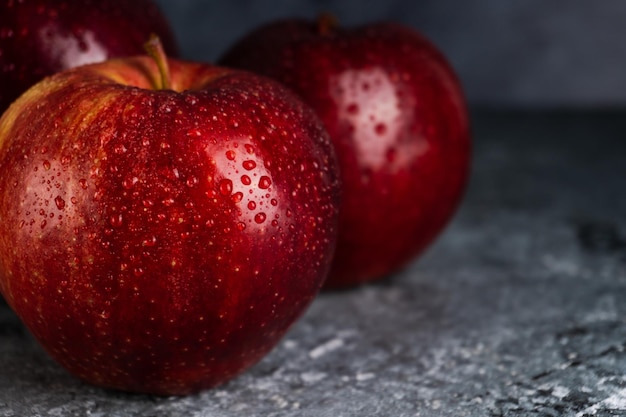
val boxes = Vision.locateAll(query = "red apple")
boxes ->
[0,0,179,112]
[220,17,471,288]
[0,37,340,395]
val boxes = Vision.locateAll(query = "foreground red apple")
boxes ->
[0,38,340,395]
[220,17,471,288]
[0,0,179,112]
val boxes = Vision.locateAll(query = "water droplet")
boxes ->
[271,219,279,227]
[54,196,65,210]
[254,212,267,224]
[346,103,359,114]
[42,160,51,170]
[247,201,256,210]
[142,199,154,207]
[236,222,246,231]
[0,28,14,39]
[71,196,78,204]
[232,191,243,203]
[109,213,123,227]
[270,198,278,206]
[225,150,236,161]
[122,176,138,189]
[242,160,256,170]
[186,176,199,187]
[258,176,271,189]
[375,123,387,136]
[79,179,88,189]
[40,219,47,229]
[142,236,157,247]
[219,179,233,195]
[241,175,251,186]
[133,267,144,277]
[244,144,255,154]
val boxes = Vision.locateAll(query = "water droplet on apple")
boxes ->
[42,160,51,170]
[270,198,278,206]
[242,160,256,170]
[254,212,267,224]
[40,219,47,229]
[186,176,199,187]
[375,123,388,136]
[236,222,246,231]
[346,103,359,114]
[258,176,271,189]
[122,176,138,189]
[54,196,65,210]
[232,192,243,203]
[244,144,255,154]
[0,28,14,39]
[225,150,236,161]
[241,175,251,186]
[109,213,123,227]
[187,128,202,139]
[79,179,88,189]
[219,179,233,195]
[142,236,157,247]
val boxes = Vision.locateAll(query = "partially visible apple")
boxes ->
[220,17,471,288]
[0,0,179,112]
[0,37,340,395]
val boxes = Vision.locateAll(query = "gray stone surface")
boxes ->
[1,110,626,416]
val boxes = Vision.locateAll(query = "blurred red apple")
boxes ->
[221,17,471,288]
[0,38,340,395]
[0,0,179,112]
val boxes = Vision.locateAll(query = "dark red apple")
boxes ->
[0,38,340,395]
[0,0,179,112]
[220,17,471,288]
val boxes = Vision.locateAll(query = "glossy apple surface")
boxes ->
[0,50,340,394]
[0,0,179,112]
[220,18,471,288]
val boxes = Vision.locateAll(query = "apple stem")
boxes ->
[317,12,339,36]
[144,34,172,90]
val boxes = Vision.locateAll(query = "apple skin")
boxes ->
[0,0,179,113]
[0,55,340,395]
[220,18,471,288]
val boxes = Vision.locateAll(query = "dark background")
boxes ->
[154,0,626,108]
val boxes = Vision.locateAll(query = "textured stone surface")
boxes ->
[1,110,625,416]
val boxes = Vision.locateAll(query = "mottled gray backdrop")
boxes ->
[154,0,625,108]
